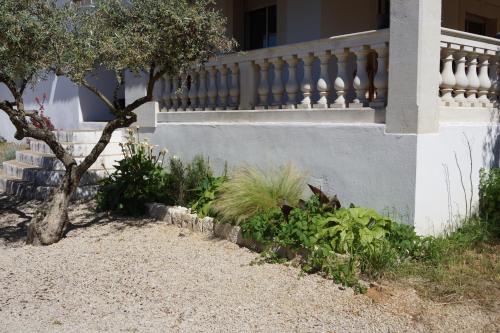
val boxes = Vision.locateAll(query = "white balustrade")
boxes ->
[332,49,349,108]
[465,51,480,105]
[256,60,270,109]
[180,72,189,111]
[207,66,218,110]
[370,43,389,108]
[271,58,284,108]
[188,71,198,111]
[352,46,370,107]
[298,53,314,109]
[197,68,207,110]
[491,55,500,105]
[217,65,229,110]
[440,29,500,110]
[170,75,179,111]
[283,56,299,108]
[439,45,457,106]
[314,51,331,108]
[229,63,240,109]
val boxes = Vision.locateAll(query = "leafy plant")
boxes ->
[97,130,168,215]
[213,164,307,224]
[190,173,227,218]
[479,168,500,238]
[28,94,55,131]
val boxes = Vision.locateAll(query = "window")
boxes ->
[244,5,277,51]
[377,0,390,29]
[465,14,487,36]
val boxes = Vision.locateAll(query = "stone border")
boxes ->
[146,203,253,247]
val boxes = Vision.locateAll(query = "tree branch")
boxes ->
[80,79,117,114]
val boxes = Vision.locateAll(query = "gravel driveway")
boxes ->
[0,198,498,332]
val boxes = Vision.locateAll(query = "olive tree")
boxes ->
[0,0,231,245]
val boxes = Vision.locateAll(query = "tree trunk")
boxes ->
[26,166,79,246]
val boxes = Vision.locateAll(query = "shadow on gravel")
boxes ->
[0,195,32,244]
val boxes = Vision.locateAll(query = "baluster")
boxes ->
[163,75,172,111]
[256,59,270,109]
[188,70,198,111]
[370,43,389,108]
[454,48,469,106]
[298,53,314,109]
[466,50,480,106]
[217,65,229,110]
[197,68,207,110]
[207,66,218,110]
[180,72,189,111]
[170,75,179,111]
[313,51,331,108]
[477,52,492,108]
[332,48,349,108]
[283,55,299,109]
[489,54,499,106]
[439,45,457,106]
[270,58,284,108]
[351,46,370,107]
[228,63,240,109]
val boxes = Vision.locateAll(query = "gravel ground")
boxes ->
[0,197,498,333]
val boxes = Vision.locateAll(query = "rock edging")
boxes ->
[145,203,252,247]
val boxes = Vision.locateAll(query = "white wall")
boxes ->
[140,122,418,225]
[414,122,500,235]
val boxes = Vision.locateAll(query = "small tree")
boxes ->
[0,0,231,245]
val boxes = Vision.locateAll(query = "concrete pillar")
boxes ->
[385,0,442,134]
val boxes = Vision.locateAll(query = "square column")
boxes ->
[386,0,442,134]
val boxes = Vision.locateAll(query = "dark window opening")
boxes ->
[465,14,487,36]
[244,5,277,51]
[377,0,390,29]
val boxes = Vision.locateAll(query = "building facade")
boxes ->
[1,0,499,235]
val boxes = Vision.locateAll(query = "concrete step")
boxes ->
[0,171,99,201]
[16,150,123,171]
[29,140,122,157]
[55,130,124,144]
[2,160,108,186]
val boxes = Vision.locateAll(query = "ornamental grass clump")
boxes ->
[213,164,307,224]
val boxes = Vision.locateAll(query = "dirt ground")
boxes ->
[0,196,498,333]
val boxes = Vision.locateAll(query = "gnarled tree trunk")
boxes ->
[27,165,79,245]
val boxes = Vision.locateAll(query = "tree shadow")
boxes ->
[0,195,33,245]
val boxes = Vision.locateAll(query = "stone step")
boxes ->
[55,130,124,144]
[2,160,108,186]
[16,150,123,171]
[0,171,99,201]
[29,140,122,157]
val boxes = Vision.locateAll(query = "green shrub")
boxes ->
[165,155,215,207]
[190,172,227,218]
[479,168,500,238]
[0,142,26,164]
[97,134,169,215]
[213,164,306,224]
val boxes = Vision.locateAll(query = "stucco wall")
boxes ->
[140,122,418,225]
[414,122,500,235]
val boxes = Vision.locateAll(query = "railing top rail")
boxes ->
[203,29,389,67]
[441,28,500,53]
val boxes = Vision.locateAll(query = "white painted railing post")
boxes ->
[351,46,370,107]
[197,68,207,111]
[217,64,229,110]
[188,71,198,111]
[207,66,218,110]
[170,75,179,111]
[489,54,499,106]
[314,51,332,108]
[283,55,299,109]
[439,44,457,106]
[477,52,492,108]
[229,63,240,109]
[163,75,172,111]
[180,72,189,111]
[370,43,389,108]
[271,57,284,108]
[298,53,314,109]
[453,48,469,106]
[256,59,270,109]
[332,48,349,108]
[465,50,480,106]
